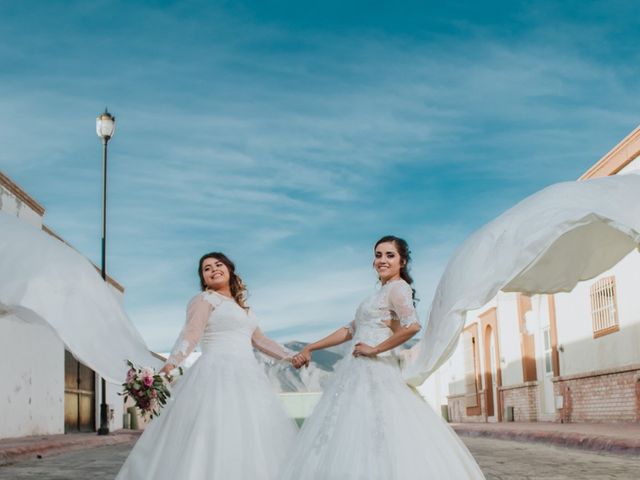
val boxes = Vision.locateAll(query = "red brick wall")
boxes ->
[553,366,640,423]
[447,393,487,423]
[500,382,538,422]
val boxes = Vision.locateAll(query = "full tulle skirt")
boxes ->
[116,351,297,480]
[279,355,485,479]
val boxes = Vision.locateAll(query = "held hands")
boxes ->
[352,342,378,358]
[159,363,176,378]
[292,348,312,369]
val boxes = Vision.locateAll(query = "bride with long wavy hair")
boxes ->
[283,236,485,479]
[116,252,297,480]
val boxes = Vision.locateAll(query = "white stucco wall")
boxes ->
[2,177,128,435]
[1,181,64,439]
[0,186,43,228]
[436,291,558,400]
[100,286,126,431]
[442,339,466,396]
[417,367,449,412]
[619,155,640,174]
[0,315,65,439]
[436,302,490,398]
[95,379,125,431]
[553,250,640,376]
[494,292,524,387]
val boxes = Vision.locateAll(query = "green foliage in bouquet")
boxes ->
[121,360,183,420]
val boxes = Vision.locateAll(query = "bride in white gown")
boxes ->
[116,252,297,480]
[284,236,485,479]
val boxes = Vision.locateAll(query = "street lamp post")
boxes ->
[96,108,116,436]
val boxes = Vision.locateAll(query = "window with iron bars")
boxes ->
[589,276,619,338]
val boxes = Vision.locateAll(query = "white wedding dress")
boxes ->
[116,290,297,480]
[279,279,485,479]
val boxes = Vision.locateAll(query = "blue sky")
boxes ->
[2,1,639,352]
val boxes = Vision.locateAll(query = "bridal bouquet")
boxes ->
[121,361,182,420]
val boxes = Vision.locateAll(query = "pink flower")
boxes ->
[139,367,154,387]
[122,359,183,420]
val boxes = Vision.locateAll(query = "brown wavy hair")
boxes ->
[198,252,248,309]
[374,235,416,303]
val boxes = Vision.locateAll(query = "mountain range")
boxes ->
[257,339,419,393]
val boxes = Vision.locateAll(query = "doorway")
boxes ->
[484,326,499,421]
[64,350,96,432]
[480,307,502,422]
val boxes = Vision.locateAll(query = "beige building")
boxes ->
[438,126,640,424]
[0,171,128,437]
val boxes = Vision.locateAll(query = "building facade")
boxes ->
[0,171,127,438]
[438,126,640,424]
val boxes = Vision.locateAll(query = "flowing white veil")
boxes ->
[0,211,161,383]
[402,172,640,386]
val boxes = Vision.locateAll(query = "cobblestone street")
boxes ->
[0,442,129,479]
[0,436,638,479]
[465,437,640,479]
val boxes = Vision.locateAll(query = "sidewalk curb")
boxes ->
[0,431,141,467]
[452,425,640,456]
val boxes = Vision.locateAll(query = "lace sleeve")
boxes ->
[167,294,214,366]
[252,327,294,361]
[388,282,420,328]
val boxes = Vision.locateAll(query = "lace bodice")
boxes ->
[347,279,420,356]
[167,291,292,366]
